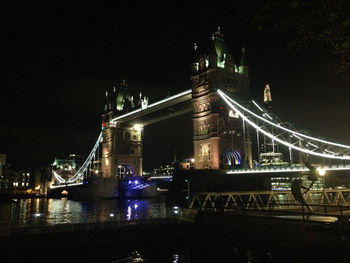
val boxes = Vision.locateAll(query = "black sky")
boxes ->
[2,2,350,170]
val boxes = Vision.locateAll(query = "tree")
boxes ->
[242,0,350,77]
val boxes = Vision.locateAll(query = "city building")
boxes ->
[35,166,52,196]
[51,158,77,184]
[179,158,195,170]
[11,169,31,195]
[151,158,195,177]
[153,164,175,177]
[0,154,7,189]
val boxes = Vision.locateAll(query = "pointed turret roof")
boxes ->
[211,26,230,64]
[104,90,110,112]
[192,42,199,63]
[240,47,248,66]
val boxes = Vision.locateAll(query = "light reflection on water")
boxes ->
[0,197,191,262]
[109,250,190,263]
[0,196,170,228]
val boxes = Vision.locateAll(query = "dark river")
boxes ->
[0,196,191,262]
[0,197,172,226]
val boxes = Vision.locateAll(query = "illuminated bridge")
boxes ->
[49,88,350,193]
[48,28,350,199]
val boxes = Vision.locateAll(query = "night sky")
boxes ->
[2,2,350,170]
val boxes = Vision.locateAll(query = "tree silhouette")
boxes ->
[241,0,350,77]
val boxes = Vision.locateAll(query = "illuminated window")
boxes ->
[200,144,210,161]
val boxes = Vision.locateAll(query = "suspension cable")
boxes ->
[217,89,350,160]
[219,90,350,150]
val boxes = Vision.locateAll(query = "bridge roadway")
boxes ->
[111,89,192,126]
[51,162,350,189]
[226,163,350,174]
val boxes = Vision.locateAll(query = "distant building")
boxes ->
[0,154,6,185]
[151,158,195,177]
[0,154,46,196]
[271,175,324,191]
[0,160,31,195]
[153,164,175,177]
[51,158,77,184]
[33,166,51,196]
[179,158,195,170]
[11,170,32,195]
[0,154,12,191]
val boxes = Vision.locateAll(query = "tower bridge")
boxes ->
[48,28,350,199]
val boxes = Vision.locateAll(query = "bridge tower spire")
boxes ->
[191,28,252,169]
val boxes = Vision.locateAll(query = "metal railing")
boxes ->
[189,189,350,223]
[190,189,350,210]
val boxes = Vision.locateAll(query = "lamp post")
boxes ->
[185,179,190,208]
[317,168,326,213]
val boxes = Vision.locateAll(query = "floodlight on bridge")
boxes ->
[133,124,142,132]
[317,168,326,176]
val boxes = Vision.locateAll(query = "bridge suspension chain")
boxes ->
[250,99,350,157]
[218,89,350,160]
[61,132,102,184]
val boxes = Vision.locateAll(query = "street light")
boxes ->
[317,168,327,212]
[185,179,190,208]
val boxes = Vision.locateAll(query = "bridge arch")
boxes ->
[222,149,242,169]
[116,164,133,179]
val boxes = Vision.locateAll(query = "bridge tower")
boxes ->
[191,28,252,169]
[100,80,143,197]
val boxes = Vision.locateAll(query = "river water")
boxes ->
[0,196,173,227]
[0,196,191,262]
